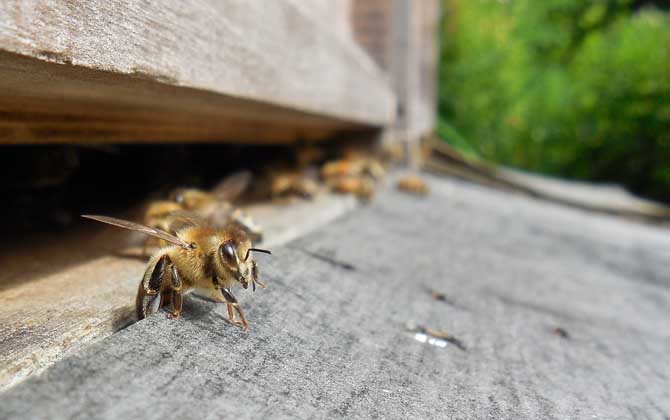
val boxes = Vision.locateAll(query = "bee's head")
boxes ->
[213,226,248,286]
[214,238,248,288]
[215,240,242,285]
[212,224,271,290]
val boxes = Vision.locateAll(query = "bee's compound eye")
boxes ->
[220,242,237,264]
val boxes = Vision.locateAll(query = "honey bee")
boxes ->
[320,153,385,200]
[380,142,406,165]
[396,174,429,196]
[143,171,263,252]
[144,200,184,233]
[269,170,319,200]
[320,157,385,181]
[327,176,375,200]
[82,214,271,330]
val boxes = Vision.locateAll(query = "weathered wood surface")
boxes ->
[0,1,395,144]
[350,0,440,144]
[2,173,669,419]
[0,193,357,391]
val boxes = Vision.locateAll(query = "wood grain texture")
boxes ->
[1,173,670,418]
[0,52,365,144]
[0,193,357,391]
[0,1,395,144]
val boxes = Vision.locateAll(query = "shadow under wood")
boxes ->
[110,305,138,332]
[0,224,139,292]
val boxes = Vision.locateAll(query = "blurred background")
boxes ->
[437,0,670,202]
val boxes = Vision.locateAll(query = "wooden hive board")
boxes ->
[0,0,396,144]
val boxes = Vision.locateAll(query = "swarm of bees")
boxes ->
[83,171,270,330]
[82,147,389,328]
[256,148,387,202]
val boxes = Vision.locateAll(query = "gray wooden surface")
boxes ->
[1,173,669,419]
[0,193,356,391]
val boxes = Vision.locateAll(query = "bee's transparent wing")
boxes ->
[159,211,208,231]
[81,215,194,249]
[211,170,252,201]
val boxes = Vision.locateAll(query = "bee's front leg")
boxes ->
[221,287,249,331]
[210,276,248,330]
[251,260,266,292]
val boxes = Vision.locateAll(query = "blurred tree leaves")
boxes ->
[438,0,670,201]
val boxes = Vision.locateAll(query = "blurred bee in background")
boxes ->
[320,156,385,180]
[396,174,429,196]
[326,176,375,201]
[142,171,263,253]
[83,215,271,330]
[268,169,320,200]
[321,150,386,200]
[247,164,321,202]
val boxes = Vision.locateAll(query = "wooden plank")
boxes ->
[0,1,395,144]
[293,0,353,42]
[0,193,358,391]
[2,173,670,418]
[0,51,367,144]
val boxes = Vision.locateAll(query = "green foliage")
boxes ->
[438,0,670,202]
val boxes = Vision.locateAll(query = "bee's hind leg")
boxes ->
[137,254,183,319]
[167,265,183,319]
[137,254,169,318]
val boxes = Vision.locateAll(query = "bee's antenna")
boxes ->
[244,248,272,261]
